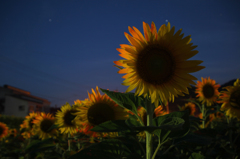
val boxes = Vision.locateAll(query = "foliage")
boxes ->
[0,89,239,159]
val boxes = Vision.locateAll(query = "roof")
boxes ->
[3,85,51,105]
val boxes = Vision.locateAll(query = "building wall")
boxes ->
[4,96,29,117]
[0,85,51,116]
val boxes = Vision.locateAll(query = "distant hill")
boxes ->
[219,79,237,91]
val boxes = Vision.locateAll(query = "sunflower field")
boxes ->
[0,22,240,159]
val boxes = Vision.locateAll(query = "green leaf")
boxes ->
[69,139,132,159]
[189,116,202,122]
[125,114,143,128]
[126,153,144,159]
[189,152,205,159]
[100,89,145,115]
[24,138,54,154]
[117,135,145,156]
[127,117,184,137]
[205,109,217,118]
[153,111,190,140]
[174,133,212,146]
[90,120,130,132]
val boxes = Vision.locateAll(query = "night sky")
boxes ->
[0,0,240,107]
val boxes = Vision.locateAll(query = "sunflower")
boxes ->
[24,112,39,130]
[20,122,31,139]
[0,122,8,140]
[32,112,58,140]
[219,79,240,120]
[195,77,220,106]
[20,112,39,139]
[73,86,129,138]
[8,128,17,138]
[55,103,80,135]
[180,102,196,116]
[114,22,204,107]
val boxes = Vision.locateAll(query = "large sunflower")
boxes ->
[195,77,220,106]
[219,79,240,120]
[55,103,79,135]
[114,22,204,107]
[73,86,129,138]
[32,112,58,140]
[0,122,8,140]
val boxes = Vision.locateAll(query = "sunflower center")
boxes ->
[87,103,115,126]
[40,119,54,133]
[64,110,77,126]
[230,90,240,109]
[136,45,175,85]
[202,84,215,98]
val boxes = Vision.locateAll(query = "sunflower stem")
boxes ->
[202,104,205,128]
[77,140,81,150]
[145,98,154,159]
[152,137,161,159]
[228,117,233,148]
[68,133,71,151]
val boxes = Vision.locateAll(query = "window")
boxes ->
[19,105,25,111]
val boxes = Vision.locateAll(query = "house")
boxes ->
[0,85,51,117]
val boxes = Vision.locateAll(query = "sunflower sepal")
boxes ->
[113,64,123,70]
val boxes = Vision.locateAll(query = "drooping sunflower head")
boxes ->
[55,103,79,134]
[180,102,196,116]
[220,79,240,120]
[73,86,129,137]
[0,122,9,140]
[32,112,58,140]
[195,77,221,106]
[114,22,205,107]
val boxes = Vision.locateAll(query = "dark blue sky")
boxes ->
[0,0,240,107]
